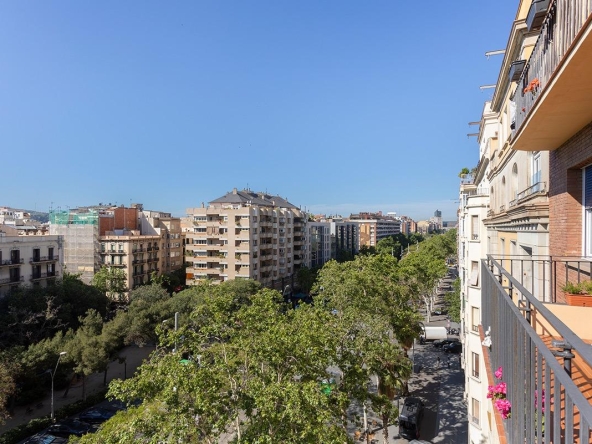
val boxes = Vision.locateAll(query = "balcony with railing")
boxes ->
[0,276,24,285]
[0,259,24,267]
[30,256,59,263]
[30,272,59,281]
[512,0,592,151]
[482,255,592,443]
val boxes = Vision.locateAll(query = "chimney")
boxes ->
[233,188,238,194]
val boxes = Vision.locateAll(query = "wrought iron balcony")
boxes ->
[30,256,59,263]
[30,272,59,281]
[513,0,592,150]
[0,259,24,267]
[482,256,592,442]
[0,276,24,285]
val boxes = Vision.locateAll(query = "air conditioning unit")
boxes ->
[526,0,550,32]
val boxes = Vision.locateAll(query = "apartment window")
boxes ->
[532,151,541,187]
[471,398,480,426]
[470,261,479,286]
[471,306,480,333]
[585,165,592,256]
[253,228,257,234]
[252,240,258,246]
[252,216,257,222]
[195,228,206,233]
[471,352,480,379]
[471,215,479,241]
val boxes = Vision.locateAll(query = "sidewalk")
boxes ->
[0,345,154,436]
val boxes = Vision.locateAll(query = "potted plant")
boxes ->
[562,280,592,307]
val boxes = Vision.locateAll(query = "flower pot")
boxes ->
[565,293,592,307]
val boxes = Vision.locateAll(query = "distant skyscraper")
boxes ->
[434,209,442,218]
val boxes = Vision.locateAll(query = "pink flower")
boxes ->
[494,398,512,419]
[495,382,507,395]
[494,366,503,379]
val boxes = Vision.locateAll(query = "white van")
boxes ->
[420,326,448,342]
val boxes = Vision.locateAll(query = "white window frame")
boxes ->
[471,352,480,379]
[471,306,480,333]
[471,398,480,426]
[532,151,541,187]
[471,215,479,241]
[470,261,479,286]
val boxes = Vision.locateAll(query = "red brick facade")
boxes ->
[549,122,592,257]
[99,207,139,235]
[549,122,592,302]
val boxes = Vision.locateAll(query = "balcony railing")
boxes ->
[488,255,592,303]
[514,0,592,134]
[30,272,59,281]
[0,259,24,267]
[516,181,547,202]
[482,256,592,443]
[30,256,59,263]
[0,276,24,285]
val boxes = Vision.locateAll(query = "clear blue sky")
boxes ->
[1,1,516,221]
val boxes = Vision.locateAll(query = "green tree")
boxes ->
[79,288,348,443]
[91,266,128,303]
[0,352,17,424]
[314,254,417,434]
[65,310,109,400]
[445,278,462,323]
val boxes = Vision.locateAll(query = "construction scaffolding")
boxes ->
[49,210,100,284]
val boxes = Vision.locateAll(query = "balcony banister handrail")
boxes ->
[486,254,592,367]
[484,257,592,439]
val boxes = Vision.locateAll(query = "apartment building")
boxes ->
[460,1,592,442]
[329,218,359,260]
[0,224,63,298]
[0,207,48,235]
[183,188,308,288]
[349,212,401,248]
[416,220,436,235]
[458,102,496,443]
[307,221,331,268]
[50,204,182,291]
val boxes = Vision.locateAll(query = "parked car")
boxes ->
[443,342,462,354]
[433,338,459,348]
[24,434,67,444]
[431,308,448,316]
[399,397,424,440]
[78,407,117,423]
[46,419,95,437]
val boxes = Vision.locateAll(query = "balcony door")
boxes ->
[520,246,534,295]
[531,151,542,193]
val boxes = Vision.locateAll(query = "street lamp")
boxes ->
[51,352,67,420]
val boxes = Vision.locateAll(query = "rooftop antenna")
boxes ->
[479,84,496,90]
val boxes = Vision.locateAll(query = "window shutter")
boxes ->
[585,165,592,208]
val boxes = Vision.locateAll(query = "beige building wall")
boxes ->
[183,189,306,288]
[0,229,63,298]
[99,233,161,292]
